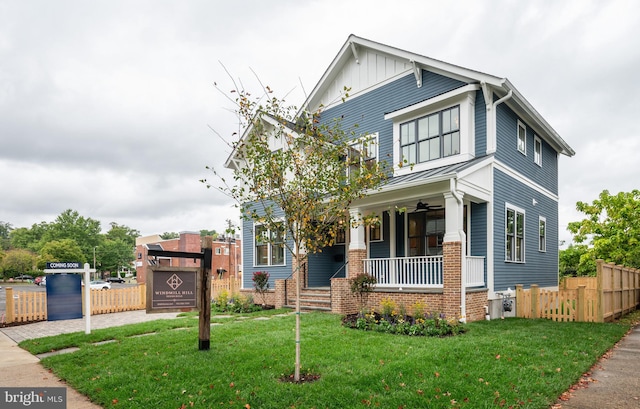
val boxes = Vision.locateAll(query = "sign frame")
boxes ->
[146,266,201,313]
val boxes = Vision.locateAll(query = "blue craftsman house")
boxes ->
[227,35,574,321]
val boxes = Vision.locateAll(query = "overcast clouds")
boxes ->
[1,0,638,244]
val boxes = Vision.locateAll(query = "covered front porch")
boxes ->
[363,255,486,289]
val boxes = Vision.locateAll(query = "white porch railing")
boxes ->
[466,256,485,287]
[363,255,485,289]
[364,256,444,288]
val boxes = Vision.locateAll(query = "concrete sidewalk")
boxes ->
[0,310,180,409]
[554,324,640,409]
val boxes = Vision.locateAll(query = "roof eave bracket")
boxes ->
[350,42,360,64]
[411,60,422,88]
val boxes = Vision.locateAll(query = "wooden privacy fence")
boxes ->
[516,260,640,322]
[211,277,241,299]
[3,285,147,324]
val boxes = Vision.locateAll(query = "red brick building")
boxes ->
[135,232,242,284]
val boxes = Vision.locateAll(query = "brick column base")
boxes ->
[347,249,367,279]
[443,241,462,320]
[330,277,358,314]
[274,279,286,309]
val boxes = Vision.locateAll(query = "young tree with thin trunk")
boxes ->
[204,84,388,381]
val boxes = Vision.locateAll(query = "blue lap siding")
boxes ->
[493,169,559,291]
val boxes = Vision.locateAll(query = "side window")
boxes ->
[506,204,525,262]
[517,121,527,155]
[348,133,379,176]
[538,217,546,252]
[534,136,542,166]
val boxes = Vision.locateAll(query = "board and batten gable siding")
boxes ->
[474,90,487,157]
[319,70,468,165]
[318,46,413,108]
[241,205,292,289]
[492,169,559,291]
[495,102,559,195]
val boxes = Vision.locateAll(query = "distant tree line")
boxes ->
[0,209,139,279]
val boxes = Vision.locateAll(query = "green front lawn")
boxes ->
[20,311,638,409]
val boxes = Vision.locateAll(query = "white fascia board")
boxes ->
[303,35,504,114]
[493,161,559,202]
[223,114,299,170]
[384,84,480,121]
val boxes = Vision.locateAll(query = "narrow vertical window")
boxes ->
[538,217,546,252]
[534,136,542,166]
[517,121,527,155]
[506,205,525,262]
[368,215,382,242]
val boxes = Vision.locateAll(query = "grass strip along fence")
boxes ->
[20,310,639,409]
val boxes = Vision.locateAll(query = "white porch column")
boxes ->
[389,210,396,257]
[443,192,463,243]
[349,208,366,250]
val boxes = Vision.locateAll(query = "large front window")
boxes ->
[255,223,285,266]
[400,106,460,165]
[408,209,445,256]
[506,205,525,262]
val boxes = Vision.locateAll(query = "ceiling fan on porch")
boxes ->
[412,200,443,212]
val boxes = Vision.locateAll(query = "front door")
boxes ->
[408,209,445,256]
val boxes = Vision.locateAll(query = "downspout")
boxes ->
[481,81,512,154]
[450,178,466,323]
[493,89,513,109]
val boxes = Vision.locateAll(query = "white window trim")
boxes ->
[348,133,379,175]
[505,203,525,263]
[534,135,542,166]
[215,248,222,255]
[387,85,477,176]
[517,120,527,155]
[538,216,546,252]
[253,222,286,267]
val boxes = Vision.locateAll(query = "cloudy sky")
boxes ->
[1,0,638,245]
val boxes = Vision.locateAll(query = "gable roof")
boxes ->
[301,34,574,157]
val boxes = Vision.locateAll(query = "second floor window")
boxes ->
[534,136,542,166]
[347,133,378,176]
[517,121,527,155]
[400,105,460,165]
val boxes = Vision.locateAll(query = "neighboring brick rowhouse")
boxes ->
[179,232,201,268]
[443,241,462,320]
[135,232,242,284]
